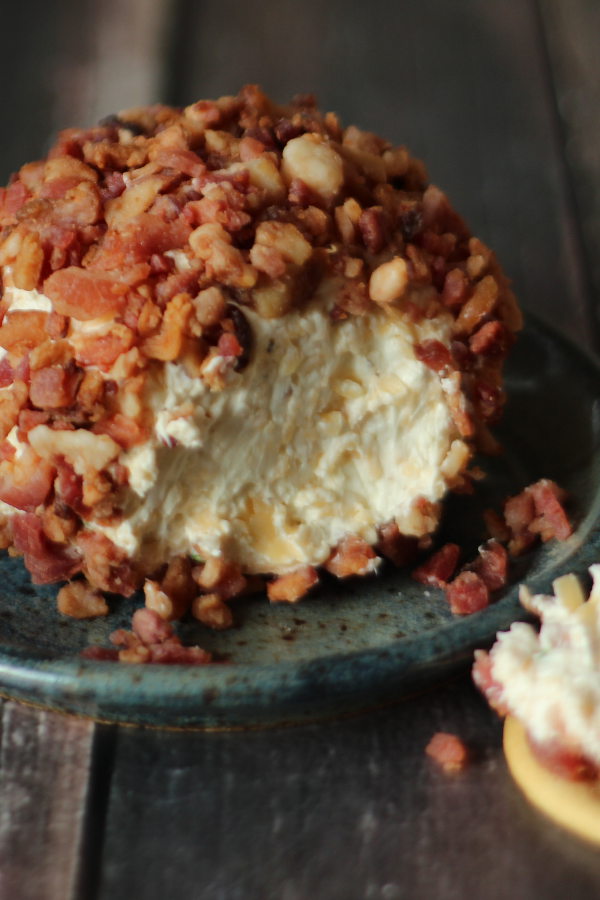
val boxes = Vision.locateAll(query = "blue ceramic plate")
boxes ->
[0,317,598,728]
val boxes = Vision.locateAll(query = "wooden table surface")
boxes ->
[1,1,600,897]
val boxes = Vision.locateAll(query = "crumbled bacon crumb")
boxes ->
[445,571,490,615]
[488,479,572,558]
[412,543,460,587]
[84,607,211,665]
[425,732,469,773]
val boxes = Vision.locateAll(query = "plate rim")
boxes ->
[0,313,599,728]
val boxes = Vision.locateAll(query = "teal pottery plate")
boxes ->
[0,317,598,728]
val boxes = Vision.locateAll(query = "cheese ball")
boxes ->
[0,85,521,612]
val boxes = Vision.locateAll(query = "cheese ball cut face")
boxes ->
[0,85,521,600]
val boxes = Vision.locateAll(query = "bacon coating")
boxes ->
[0,85,526,652]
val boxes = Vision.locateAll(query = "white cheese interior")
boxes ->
[100,295,461,573]
[2,283,465,575]
[488,570,600,767]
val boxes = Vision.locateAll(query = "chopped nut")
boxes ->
[369,257,408,305]
[191,593,233,629]
[57,581,108,619]
[267,566,319,603]
[282,134,344,202]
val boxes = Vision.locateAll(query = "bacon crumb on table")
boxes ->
[425,732,469,773]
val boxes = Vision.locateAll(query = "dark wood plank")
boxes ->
[167,0,594,346]
[98,677,600,900]
[0,0,170,183]
[0,702,96,900]
[52,0,174,130]
[538,0,600,331]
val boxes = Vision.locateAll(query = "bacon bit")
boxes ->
[325,535,379,578]
[12,512,81,584]
[55,181,102,227]
[445,571,490,615]
[0,359,14,387]
[469,320,511,357]
[103,607,211,666]
[528,734,599,782]
[267,566,319,603]
[17,408,49,436]
[55,461,84,513]
[504,490,536,555]
[217,332,243,358]
[142,292,192,361]
[474,380,504,423]
[0,181,31,223]
[40,176,86,200]
[57,580,108,618]
[414,339,452,372]
[239,136,266,160]
[100,171,126,203]
[187,190,251,233]
[465,540,508,591]
[453,275,498,335]
[0,441,15,461]
[191,593,234,629]
[92,214,191,269]
[358,207,387,254]
[93,413,146,450]
[29,338,73,372]
[29,365,80,409]
[425,732,469,773]
[74,324,135,369]
[527,479,572,542]
[132,607,173,644]
[12,232,44,290]
[77,530,140,596]
[151,147,206,178]
[43,268,130,319]
[0,381,28,440]
[0,311,48,354]
[45,312,68,339]
[376,521,418,567]
[412,543,460,587]
[495,479,572,557]
[0,447,55,511]
[442,268,469,309]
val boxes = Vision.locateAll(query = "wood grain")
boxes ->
[167,0,595,346]
[0,702,96,900]
[538,0,600,332]
[97,677,600,900]
[0,0,598,897]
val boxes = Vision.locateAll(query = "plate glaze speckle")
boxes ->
[0,317,599,728]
